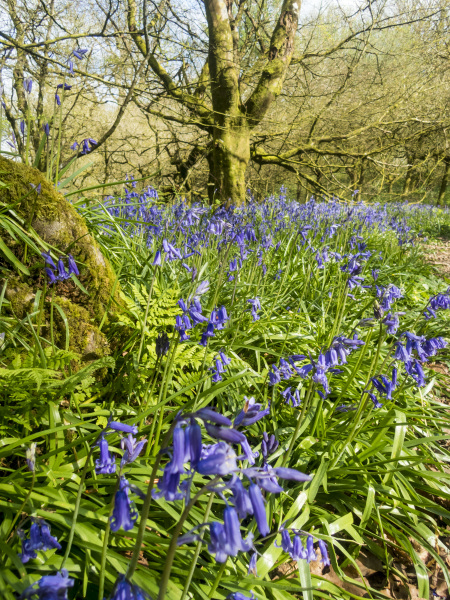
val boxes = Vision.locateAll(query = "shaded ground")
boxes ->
[424,239,450,280]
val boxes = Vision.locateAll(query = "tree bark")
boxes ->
[437,158,449,206]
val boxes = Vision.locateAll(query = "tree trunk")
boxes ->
[208,124,250,205]
[437,158,449,206]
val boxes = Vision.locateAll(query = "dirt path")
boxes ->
[424,239,450,280]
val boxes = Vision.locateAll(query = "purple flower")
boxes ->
[67,254,79,276]
[108,420,138,435]
[261,432,278,458]
[229,475,253,519]
[42,251,56,270]
[19,520,61,564]
[110,476,138,531]
[184,419,202,468]
[223,505,253,556]
[107,575,150,600]
[26,443,36,472]
[196,442,238,476]
[248,552,258,576]
[291,535,307,560]
[72,48,88,60]
[70,141,78,150]
[249,484,269,536]
[153,465,184,501]
[306,535,317,563]
[45,267,57,285]
[55,93,61,106]
[95,434,116,474]
[234,397,270,427]
[153,249,162,265]
[20,569,74,600]
[20,120,25,135]
[318,539,331,567]
[56,83,72,90]
[120,434,146,467]
[23,77,32,93]
[195,408,232,426]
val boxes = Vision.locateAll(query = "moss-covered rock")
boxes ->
[0,156,121,360]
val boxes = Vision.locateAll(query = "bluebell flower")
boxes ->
[376,284,403,310]
[196,442,238,476]
[383,312,404,334]
[20,120,25,135]
[95,433,116,474]
[367,391,383,409]
[107,575,150,600]
[223,505,254,556]
[43,123,50,137]
[26,443,36,472]
[68,59,74,75]
[166,424,186,475]
[153,249,162,265]
[318,539,331,567]
[227,592,254,600]
[248,552,258,576]
[229,475,253,519]
[19,520,61,563]
[120,434,146,467]
[67,254,79,276]
[57,257,69,280]
[20,569,74,600]
[42,251,56,270]
[234,397,270,427]
[195,408,232,426]
[219,351,232,366]
[247,298,261,321]
[424,288,450,319]
[249,484,270,536]
[261,432,278,458]
[110,477,138,531]
[23,77,32,93]
[40,523,61,551]
[55,93,61,106]
[72,48,88,59]
[405,359,426,387]
[276,529,293,553]
[291,535,307,560]
[306,535,317,563]
[372,367,397,400]
[56,83,72,90]
[205,423,257,464]
[268,365,281,386]
[45,267,57,285]
[184,419,202,468]
[70,141,78,150]
[208,521,228,563]
[108,420,138,435]
[153,464,185,501]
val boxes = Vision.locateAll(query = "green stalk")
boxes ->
[155,480,220,600]
[127,421,179,580]
[50,286,56,353]
[5,470,36,541]
[208,561,227,598]
[137,262,161,365]
[152,337,179,454]
[98,477,120,600]
[60,446,95,569]
[180,494,215,600]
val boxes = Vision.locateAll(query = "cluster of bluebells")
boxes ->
[424,287,450,319]
[276,529,331,567]
[42,251,79,285]
[18,519,61,564]
[270,334,364,399]
[151,405,321,571]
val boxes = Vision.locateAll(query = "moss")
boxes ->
[5,277,35,318]
[54,296,110,360]
[0,156,122,320]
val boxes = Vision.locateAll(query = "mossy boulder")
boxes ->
[0,156,120,360]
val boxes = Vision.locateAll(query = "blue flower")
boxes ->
[261,432,278,458]
[229,474,253,519]
[153,465,185,501]
[72,48,88,60]
[248,484,269,536]
[196,442,238,476]
[43,123,50,137]
[120,434,146,467]
[42,252,56,270]
[110,477,138,531]
[107,575,150,600]
[26,443,36,472]
[318,539,331,567]
[20,569,74,600]
[291,535,307,560]
[306,535,317,562]
[234,397,270,427]
[67,254,79,276]
[184,419,202,469]
[108,420,138,435]
[23,77,32,93]
[19,520,61,563]
[247,298,261,321]
[55,93,61,106]
[248,552,258,576]
[153,249,162,265]
[95,433,116,474]
[45,268,57,285]
[223,505,254,556]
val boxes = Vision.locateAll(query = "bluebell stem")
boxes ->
[110,476,138,532]
[20,569,74,600]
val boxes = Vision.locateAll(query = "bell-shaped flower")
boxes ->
[120,434,146,468]
[95,434,116,474]
[110,477,138,532]
[318,539,331,567]
[20,569,74,600]
[196,442,238,476]
[249,484,269,537]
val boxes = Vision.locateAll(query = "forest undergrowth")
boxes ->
[1,186,450,600]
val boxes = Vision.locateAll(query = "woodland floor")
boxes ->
[278,240,450,599]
